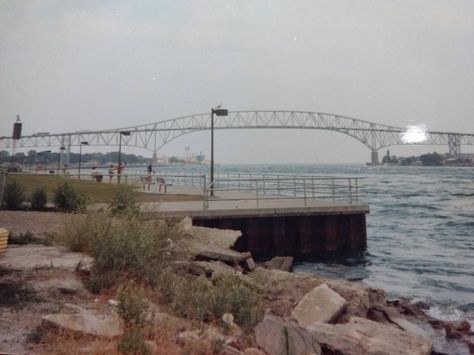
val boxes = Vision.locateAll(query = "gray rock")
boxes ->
[292,283,347,326]
[254,314,322,355]
[263,256,294,272]
[41,306,123,338]
[326,279,370,321]
[176,217,242,251]
[243,348,266,355]
[196,250,251,266]
[244,257,256,272]
[372,305,430,338]
[307,316,432,355]
[0,245,93,272]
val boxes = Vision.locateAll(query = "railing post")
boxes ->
[312,177,315,198]
[293,176,297,197]
[263,175,266,195]
[355,178,359,204]
[349,178,353,204]
[303,178,307,207]
[255,180,259,208]
[332,177,335,202]
[202,174,208,210]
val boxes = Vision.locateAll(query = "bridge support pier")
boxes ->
[371,150,379,165]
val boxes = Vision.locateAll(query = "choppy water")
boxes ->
[153,163,474,328]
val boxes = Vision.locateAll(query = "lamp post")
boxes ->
[118,131,131,184]
[58,146,65,174]
[210,107,228,196]
[78,142,88,179]
[43,150,51,173]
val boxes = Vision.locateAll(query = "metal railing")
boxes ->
[2,170,364,210]
[202,173,363,209]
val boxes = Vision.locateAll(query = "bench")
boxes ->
[140,175,156,191]
[156,177,172,193]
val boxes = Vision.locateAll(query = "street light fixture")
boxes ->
[117,131,131,184]
[78,142,88,179]
[210,107,228,196]
[58,146,66,174]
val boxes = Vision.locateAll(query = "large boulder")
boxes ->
[175,217,253,269]
[176,217,241,251]
[307,316,433,355]
[371,305,430,338]
[263,256,294,272]
[0,245,93,272]
[254,314,322,355]
[326,279,370,321]
[292,283,347,326]
[41,304,123,338]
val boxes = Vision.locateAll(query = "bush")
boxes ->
[3,180,25,210]
[57,214,182,292]
[30,188,47,210]
[108,187,139,216]
[117,286,150,328]
[56,213,111,253]
[9,231,34,245]
[162,273,262,331]
[53,182,87,212]
[117,328,150,355]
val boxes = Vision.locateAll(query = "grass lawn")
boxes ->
[6,174,202,204]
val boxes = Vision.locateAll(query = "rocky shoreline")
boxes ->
[0,212,473,354]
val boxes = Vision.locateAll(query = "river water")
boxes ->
[148,163,474,327]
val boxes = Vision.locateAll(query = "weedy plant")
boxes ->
[3,180,25,210]
[53,182,87,212]
[160,272,263,331]
[30,187,47,211]
[108,187,140,217]
[57,213,183,293]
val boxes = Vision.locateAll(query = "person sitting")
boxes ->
[90,167,103,183]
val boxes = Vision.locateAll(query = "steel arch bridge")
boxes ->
[1,110,474,164]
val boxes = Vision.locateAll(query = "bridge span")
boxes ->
[1,110,473,164]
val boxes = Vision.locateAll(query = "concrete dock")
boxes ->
[143,186,369,260]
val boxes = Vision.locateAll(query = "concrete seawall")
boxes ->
[151,193,369,260]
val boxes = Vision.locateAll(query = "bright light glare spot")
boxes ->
[402,125,427,143]
[293,37,297,41]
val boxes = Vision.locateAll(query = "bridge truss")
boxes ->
[1,110,473,164]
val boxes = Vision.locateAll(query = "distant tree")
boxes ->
[169,156,183,164]
[400,156,416,166]
[420,152,443,166]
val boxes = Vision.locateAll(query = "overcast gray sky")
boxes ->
[1,0,473,163]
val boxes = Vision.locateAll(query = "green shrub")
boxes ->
[30,188,47,210]
[162,273,262,330]
[53,182,87,212]
[3,181,25,210]
[117,328,150,355]
[56,213,111,253]
[9,231,34,245]
[108,187,139,216]
[117,286,150,328]
[57,214,182,293]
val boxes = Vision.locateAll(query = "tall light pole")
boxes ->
[78,141,88,179]
[43,150,51,173]
[37,150,51,174]
[210,106,228,196]
[118,131,131,184]
[58,146,65,174]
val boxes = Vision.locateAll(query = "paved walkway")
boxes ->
[138,185,368,216]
